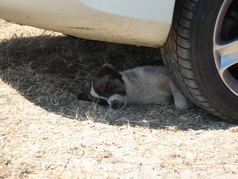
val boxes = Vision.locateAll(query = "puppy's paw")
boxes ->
[175,100,194,110]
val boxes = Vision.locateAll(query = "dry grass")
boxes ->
[0,20,238,179]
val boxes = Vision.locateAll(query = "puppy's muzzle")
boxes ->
[110,99,125,109]
[108,94,127,109]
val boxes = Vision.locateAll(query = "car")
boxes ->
[0,0,237,122]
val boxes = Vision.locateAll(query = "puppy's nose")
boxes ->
[110,100,119,109]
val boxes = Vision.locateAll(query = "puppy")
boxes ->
[78,63,193,110]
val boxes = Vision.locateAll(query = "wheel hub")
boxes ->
[213,0,238,96]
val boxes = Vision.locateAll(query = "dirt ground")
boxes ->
[0,20,238,179]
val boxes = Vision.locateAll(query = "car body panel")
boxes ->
[0,0,175,47]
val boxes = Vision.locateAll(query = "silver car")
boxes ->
[0,0,237,122]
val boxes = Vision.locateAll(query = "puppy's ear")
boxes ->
[78,87,97,101]
[77,90,108,106]
[77,90,91,101]
[96,63,121,78]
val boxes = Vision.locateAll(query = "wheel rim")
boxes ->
[213,0,238,96]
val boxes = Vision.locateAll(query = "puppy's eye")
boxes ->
[105,83,109,90]
[103,83,111,92]
[97,83,109,94]
[99,83,107,92]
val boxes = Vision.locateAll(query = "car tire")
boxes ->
[161,0,238,122]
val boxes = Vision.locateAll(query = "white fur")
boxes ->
[120,66,193,109]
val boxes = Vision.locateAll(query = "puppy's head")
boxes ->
[90,64,127,109]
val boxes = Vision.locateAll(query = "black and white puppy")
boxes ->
[78,63,193,110]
